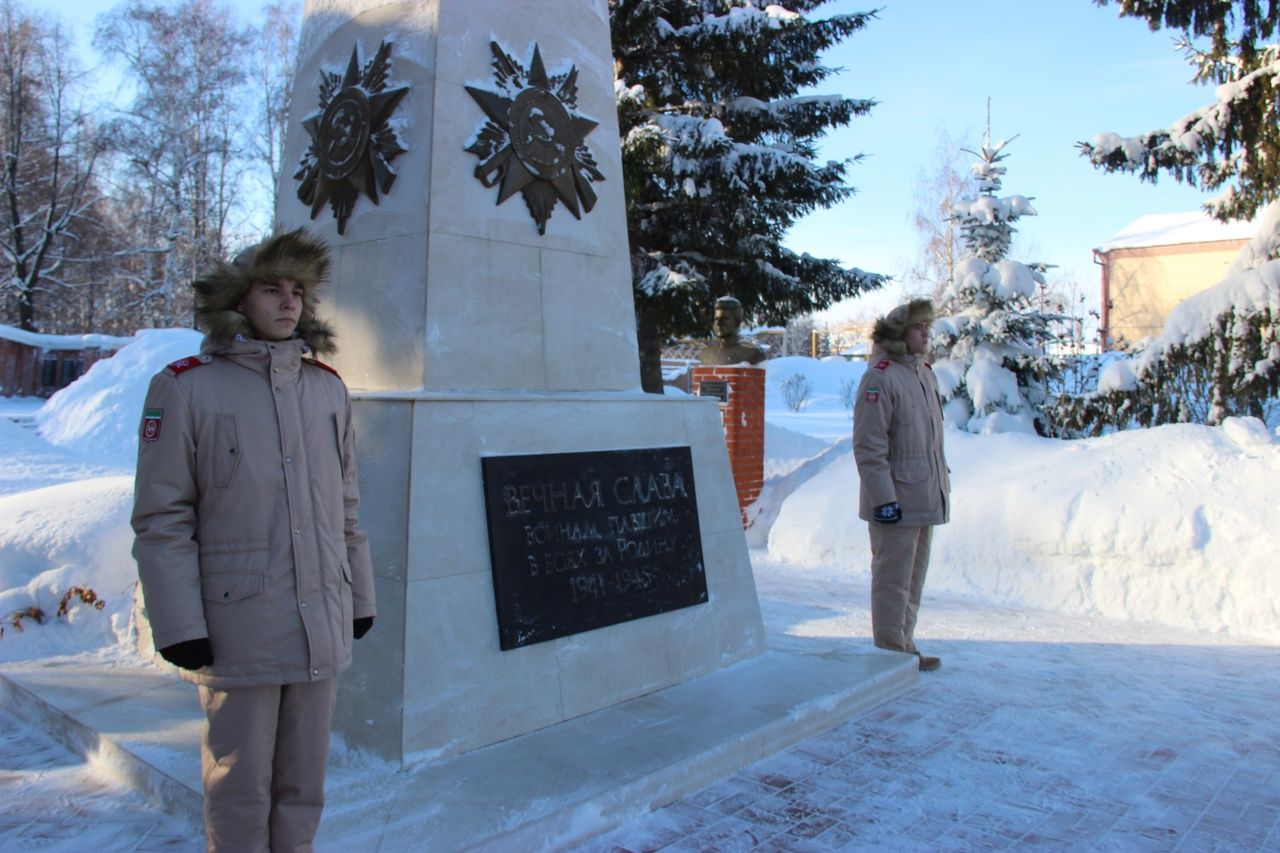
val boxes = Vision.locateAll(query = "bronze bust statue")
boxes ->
[699,296,766,366]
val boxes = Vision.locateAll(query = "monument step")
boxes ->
[0,640,915,850]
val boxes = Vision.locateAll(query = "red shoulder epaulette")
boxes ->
[873,360,891,371]
[164,356,208,376]
[305,358,341,378]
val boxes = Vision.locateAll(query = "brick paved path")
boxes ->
[0,706,199,852]
[573,604,1280,852]
[2,600,1277,851]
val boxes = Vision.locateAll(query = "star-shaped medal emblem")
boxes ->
[465,42,604,235]
[295,41,409,235]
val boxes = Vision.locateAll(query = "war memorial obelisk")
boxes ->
[272,2,914,840]
[273,0,771,762]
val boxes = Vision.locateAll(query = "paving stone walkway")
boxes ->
[570,600,1280,852]
[2,595,1277,852]
[0,706,199,851]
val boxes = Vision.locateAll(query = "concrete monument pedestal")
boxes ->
[276,0,770,763]
[335,390,766,760]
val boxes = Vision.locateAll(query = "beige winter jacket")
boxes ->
[852,346,950,526]
[131,335,375,688]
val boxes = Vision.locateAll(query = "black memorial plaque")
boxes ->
[697,380,729,403]
[480,446,709,650]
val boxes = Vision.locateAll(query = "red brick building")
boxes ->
[0,324,132,398]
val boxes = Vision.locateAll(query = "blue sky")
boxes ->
[56,0,1217,320]
[789,1,1215,318]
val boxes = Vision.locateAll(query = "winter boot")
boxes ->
[916,652,941,672]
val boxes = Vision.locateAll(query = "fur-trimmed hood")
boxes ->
[193,228,337,356]
[871,298,934,356]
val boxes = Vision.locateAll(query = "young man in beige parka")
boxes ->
[852,298,950,671]
[131,228,376,850]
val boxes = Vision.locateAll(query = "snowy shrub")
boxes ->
[1050,257,1280,435]
[838,376,856,414]
[1,586,107,639]
[779,373,813,412]
[1050,303,1280,435]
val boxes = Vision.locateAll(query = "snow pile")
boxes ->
[0,475,138,659]
[763,421,831,478]
[35,328,203,464]
[757,357,1279,641]
[766,421,1280,642]
[2,328,200,660]
[1097,356,1138,393]
[762,355,862,418]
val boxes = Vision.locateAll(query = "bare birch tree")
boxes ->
[94,0,250,328]
[0,1,102,332]
[246,2,299,197]
[904,128,976,303]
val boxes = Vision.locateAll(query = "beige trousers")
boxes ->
[197,678,336,853]
[868,523,934,654]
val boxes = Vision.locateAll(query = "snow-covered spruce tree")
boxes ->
[610,0,886,392]
[1082,0,1279,224]
[1059,1,1280,432]
[930,136,1064,435]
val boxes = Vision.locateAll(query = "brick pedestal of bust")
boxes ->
[692,365,765,526]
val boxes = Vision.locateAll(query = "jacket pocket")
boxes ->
[201,572,265,603]
[332,413,353,484]
[210,413,241,488]
[199,541,269,602]
[890,460,932,511]
[339,561,353,648]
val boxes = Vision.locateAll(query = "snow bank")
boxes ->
[36,328,204,464]
[0,476,139,659]
[766,423,1280,642]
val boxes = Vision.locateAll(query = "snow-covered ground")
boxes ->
[1,332,1277,849]
[5,336,1274,657]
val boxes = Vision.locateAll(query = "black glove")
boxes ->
[353,616,374,640]
[158,637,213,670]
[873,501,902,524]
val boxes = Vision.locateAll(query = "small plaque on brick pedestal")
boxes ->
[481,446,709,650]
[698,380,729,403]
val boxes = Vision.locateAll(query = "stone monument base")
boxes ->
[340,390,768,762]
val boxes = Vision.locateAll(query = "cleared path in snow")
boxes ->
[573,552,1280,851]
[1,551,1275,851]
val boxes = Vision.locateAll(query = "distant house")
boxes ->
[0,324,132,398]
[824,320,874,359]
[746,326,785,357]
[1094,212,1255,351]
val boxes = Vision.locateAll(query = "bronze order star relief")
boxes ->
[465,42,605,235]
[295,41,409,235]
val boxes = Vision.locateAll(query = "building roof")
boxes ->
[0,323,133,351]
[1095,211,1256,253]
